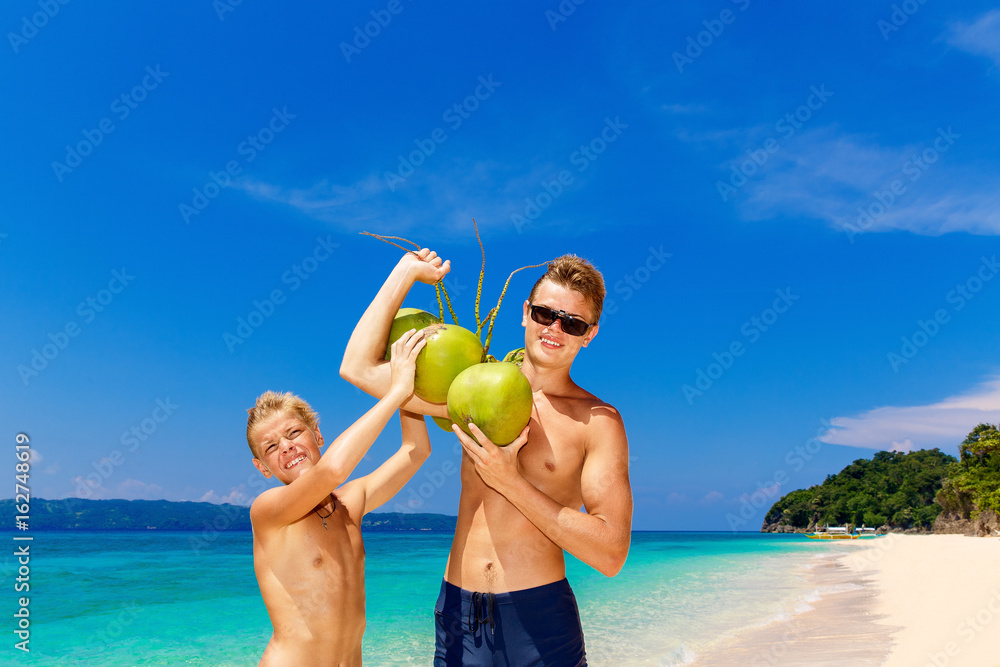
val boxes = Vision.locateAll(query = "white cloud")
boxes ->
[71,475,110,499]
[115,478,165,500]
[702,490,724,503]
[947,10,1000,67]
[820,376,1000,452]
[731,126,1000,237]
[235,156,602,238]
[200,486,254,506]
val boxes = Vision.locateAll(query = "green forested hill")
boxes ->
[762,448,956,532]
[935,423,1000,521]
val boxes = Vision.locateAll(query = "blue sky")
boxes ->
[3,1,999,531]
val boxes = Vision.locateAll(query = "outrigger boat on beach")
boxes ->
[806,526,885,540]
[853,526,883,539]
[806,525,855,540]
[805,525,885,540]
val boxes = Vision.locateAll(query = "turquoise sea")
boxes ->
[3,531,829,666]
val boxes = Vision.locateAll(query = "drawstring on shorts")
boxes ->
[469,591,495,635]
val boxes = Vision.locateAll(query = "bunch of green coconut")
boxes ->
[368,225,538,446]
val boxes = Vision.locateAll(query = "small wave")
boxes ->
[656,642,698,667]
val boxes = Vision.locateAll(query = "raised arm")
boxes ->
[341,409,431,515]
[456,408,633,577]
[340,248,451,418]
[251,331,425,529]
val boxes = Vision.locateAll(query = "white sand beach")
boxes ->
[686,534,1000,667]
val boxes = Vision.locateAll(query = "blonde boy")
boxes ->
[246,330,428,666]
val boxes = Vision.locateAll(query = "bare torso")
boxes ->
[253,493,366,667]
[445,387,606,593]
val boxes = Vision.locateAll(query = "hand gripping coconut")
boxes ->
[365,222,549,445]
[447,361,532,446]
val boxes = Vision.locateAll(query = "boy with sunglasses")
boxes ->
[341,249,632,666]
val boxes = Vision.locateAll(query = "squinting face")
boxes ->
[522,280,599,365]
[250,412,324,485]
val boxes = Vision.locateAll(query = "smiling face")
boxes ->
[522,279,599,367]
[249,411,325,485]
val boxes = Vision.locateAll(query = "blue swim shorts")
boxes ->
[434,578,587,666]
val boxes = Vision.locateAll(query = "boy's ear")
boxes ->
[522,300,529,327]
[315,426,324,449]
[582,323,599,348]
[252,457,273,479]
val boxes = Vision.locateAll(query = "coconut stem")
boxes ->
[483,260,553,357]
[434,282,444,321]
[362,230,455,323]
[440,281,459,325]
[473,219,485,331]
[359,231,421,254]
[476,307,497,336]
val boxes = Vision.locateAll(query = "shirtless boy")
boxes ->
[247,329,429,666]
[340,249,632,666]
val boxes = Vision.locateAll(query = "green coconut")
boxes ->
[447,362,533,446]
[431,416,455,432]
[412,324,484,404]
[384,308,442,360]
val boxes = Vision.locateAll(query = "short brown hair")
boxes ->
[527,255,606,323]
[246,391,319,457]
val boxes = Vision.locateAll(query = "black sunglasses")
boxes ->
[528,304,593,337]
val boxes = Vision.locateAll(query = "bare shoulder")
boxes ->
[568,386,625,429]
[250,486,280,524]
[249,487,284,536]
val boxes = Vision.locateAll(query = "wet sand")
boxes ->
[685,535,1000,667]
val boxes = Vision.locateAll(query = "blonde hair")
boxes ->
[528,254,606,323]
[246,391,319,457]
